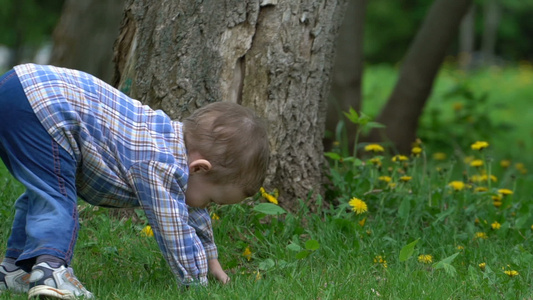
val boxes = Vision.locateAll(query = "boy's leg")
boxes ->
[0,69,92,298]
[0,69,78,268]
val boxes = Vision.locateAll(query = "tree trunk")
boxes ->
[50,0,126,83]
[367,0,472,154]
[481,0,501,65]
[458,3,475,70]
[113,0,348,209]
[324,0,366,153]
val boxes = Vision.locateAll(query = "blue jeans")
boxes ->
[0,69,78,272]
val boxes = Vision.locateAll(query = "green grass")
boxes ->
[2,65,533,299]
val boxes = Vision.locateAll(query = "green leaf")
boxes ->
[287,243,302,252]
[399,238,419,262]
[253,203,287,215]
[259,258,276,271]
[324,152,341,161]
[305,239,320,251]
[398,198,411,220]
[343,107,359,124]
[433,252,460,277]
[515,215,529,229]
[365,121,385,129]
[432,207,456,225]
[434,262,457,276]
[295,250,310,259]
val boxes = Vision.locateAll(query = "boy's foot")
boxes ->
[28,262,94,299]
[0,265,30,293]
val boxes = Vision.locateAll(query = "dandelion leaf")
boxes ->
[295,250,310,259]
[433,252,460,277]
[398,197,411,220]
[399,238,419,262]
[253,203,287,215]
[287,243,302,252]
[432,206,456,225]
[305,239,320,251]
[259,258,276,271]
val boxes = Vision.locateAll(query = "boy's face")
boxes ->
[185,173,245,208]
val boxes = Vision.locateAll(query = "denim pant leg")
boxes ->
[0,70,78,271]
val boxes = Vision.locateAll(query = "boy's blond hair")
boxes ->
[183,102,269,197]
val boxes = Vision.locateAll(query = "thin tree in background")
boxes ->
[50,0,125,82]
[325,0,367,153]
[367,0,473,153]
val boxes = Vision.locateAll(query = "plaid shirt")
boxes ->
[14,64,216,285]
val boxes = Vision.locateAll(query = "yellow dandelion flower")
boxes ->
[358,217,366,227]
[260,187,278,205]
[515,163,528,174]
[254,270,262,280]
[392,155,408,162]
[243,246,252,261]
[480,174,497,183]
[479,262,486,271]
[474,232,488,239]
[500,160,511,168]
[531,225,533,230]
[400,176,412,182]
[498,189,513,195]
[448,181,465,191]
[471,141,489,151]
[470,175,481,183]
[373,255,388,268]
[388,182,397,189]
[369,157,382,166]
[474,187,488,192]
[456,245,464,250]
[504,270,519,277]
[464,156,475,164]
[453,102,464,111]
[470,160,484,168]
[411,147,422,156]
[378,176,392,183]
[491,221,501,230]
[365,144,385,153]
[211,213,220,220]
[141,225,154,237]
[432,152,447,160]
[349,197,368,215]
[493,201,502,208]
[492,194,503,201]
[418,254,433,264]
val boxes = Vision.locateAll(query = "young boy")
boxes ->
[0,64,269,299]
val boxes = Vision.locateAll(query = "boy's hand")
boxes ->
[208,259,230,284]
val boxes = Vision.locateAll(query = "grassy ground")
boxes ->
[2,64,533,299]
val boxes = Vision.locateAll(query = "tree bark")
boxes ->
[324,0,366,152]
[113,0,348,209]
[50,0,126,83]
[481,0,501,65]
[458,3,475,70]
[367,0,472,154]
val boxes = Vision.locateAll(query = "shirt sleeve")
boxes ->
[128,161,208,285]
[187,207,218,261]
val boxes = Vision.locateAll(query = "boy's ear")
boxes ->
[189,159,212,174]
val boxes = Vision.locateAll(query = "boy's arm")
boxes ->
[129,161,208,285]
[188,207,230,284]
[187,207,218,260]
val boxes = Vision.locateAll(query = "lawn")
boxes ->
[1,64,533,299]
